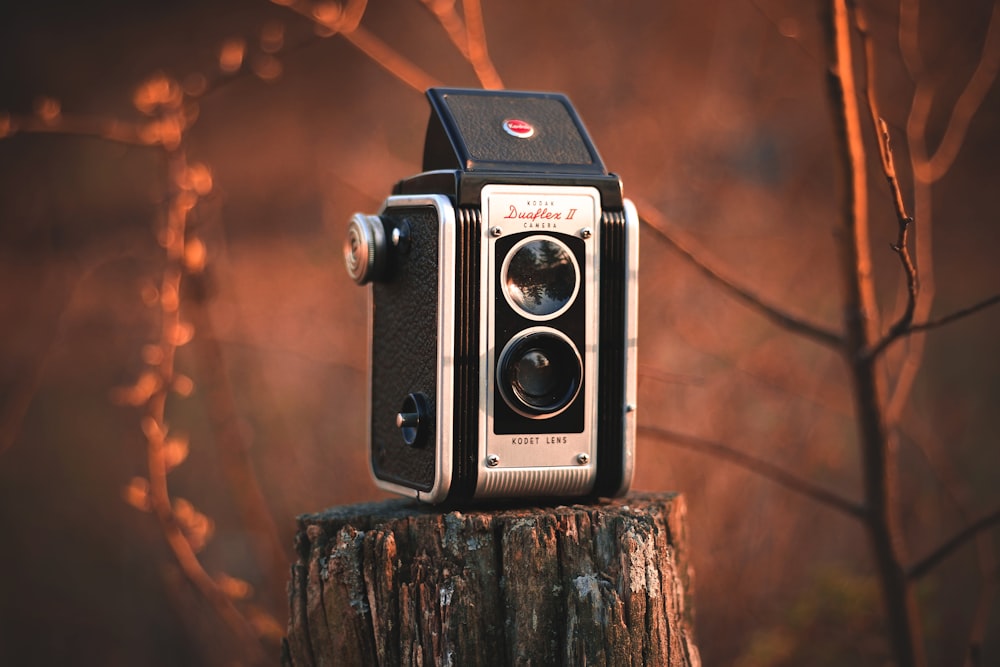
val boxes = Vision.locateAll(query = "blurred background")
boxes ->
[1,0,998,664]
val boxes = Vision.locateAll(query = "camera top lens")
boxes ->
[502,236,579,319]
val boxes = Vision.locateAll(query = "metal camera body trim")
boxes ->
[352,87,639,504]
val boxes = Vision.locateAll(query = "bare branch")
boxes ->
[418,0,503,88]
[339,0,369,33]
[420,0,471,59]
[826,1,925,664]
[1,112,147,145]
[136,137,266,660]
[635,198,843,349]
[907,294,1000,333]
[460,0,504,89]
[923,0,1000,182]
[909,506,1000,580]
[638,425,865,519]
[888,0,999,422]
[343,26,443,91]
[278,0,442,92]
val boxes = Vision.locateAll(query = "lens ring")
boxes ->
[497,327,583,419]
[501,235,580,320]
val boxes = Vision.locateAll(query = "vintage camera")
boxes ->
[344,88,638,503]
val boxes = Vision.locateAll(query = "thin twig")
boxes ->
[635,198,844,349]
[872,293,1000,358]
[908,506,1000,580]
[855,3,918,353]
[906,294,1000,333]
[2,113,147,145]
[856,5,912,227]
[885,0,937,428]
[638,425,865,519]
[883,205,918,335]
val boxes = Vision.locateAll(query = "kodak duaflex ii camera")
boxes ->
[344,88,638,504]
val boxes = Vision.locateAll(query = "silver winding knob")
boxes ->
[344,213,387,284]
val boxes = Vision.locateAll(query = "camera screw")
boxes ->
[490,226,503,237]
[576,452,590,465]
[580,227,593,239]
[486,454,500,467]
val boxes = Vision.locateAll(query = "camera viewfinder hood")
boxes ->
[399,88,624,208]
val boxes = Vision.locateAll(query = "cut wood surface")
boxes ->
[282,493,700,666]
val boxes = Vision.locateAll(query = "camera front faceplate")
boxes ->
[480,184,601,497]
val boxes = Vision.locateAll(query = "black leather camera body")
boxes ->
[344,88,638,504]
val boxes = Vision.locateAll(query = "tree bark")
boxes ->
[282,493,699,666]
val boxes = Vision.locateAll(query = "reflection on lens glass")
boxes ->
[498,329,582,418]
[512,350,557,402]
[504,238,578,318]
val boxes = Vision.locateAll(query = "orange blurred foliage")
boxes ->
[184,237,207,273]
[216,573,254,600]
[252,54,283,82]
[312,2,344,26]
[112,371,163,407]
[123,477,152,512]
[33,97,60,123]
[172,374,195,397]
[141,344,165,366]
[2,2,998,665]
[260,21,285,53]
[178,163,213,195]
[133,74,183,115]
[163,436,190,471]
[173,498,215,552]
[219,38,246,73]
[167,321,195,347]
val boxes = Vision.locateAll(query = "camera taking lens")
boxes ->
[498,328,582,417]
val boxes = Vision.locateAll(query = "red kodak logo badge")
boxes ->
[502,118,535,139]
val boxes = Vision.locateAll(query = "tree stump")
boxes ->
[282,493,699,666]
